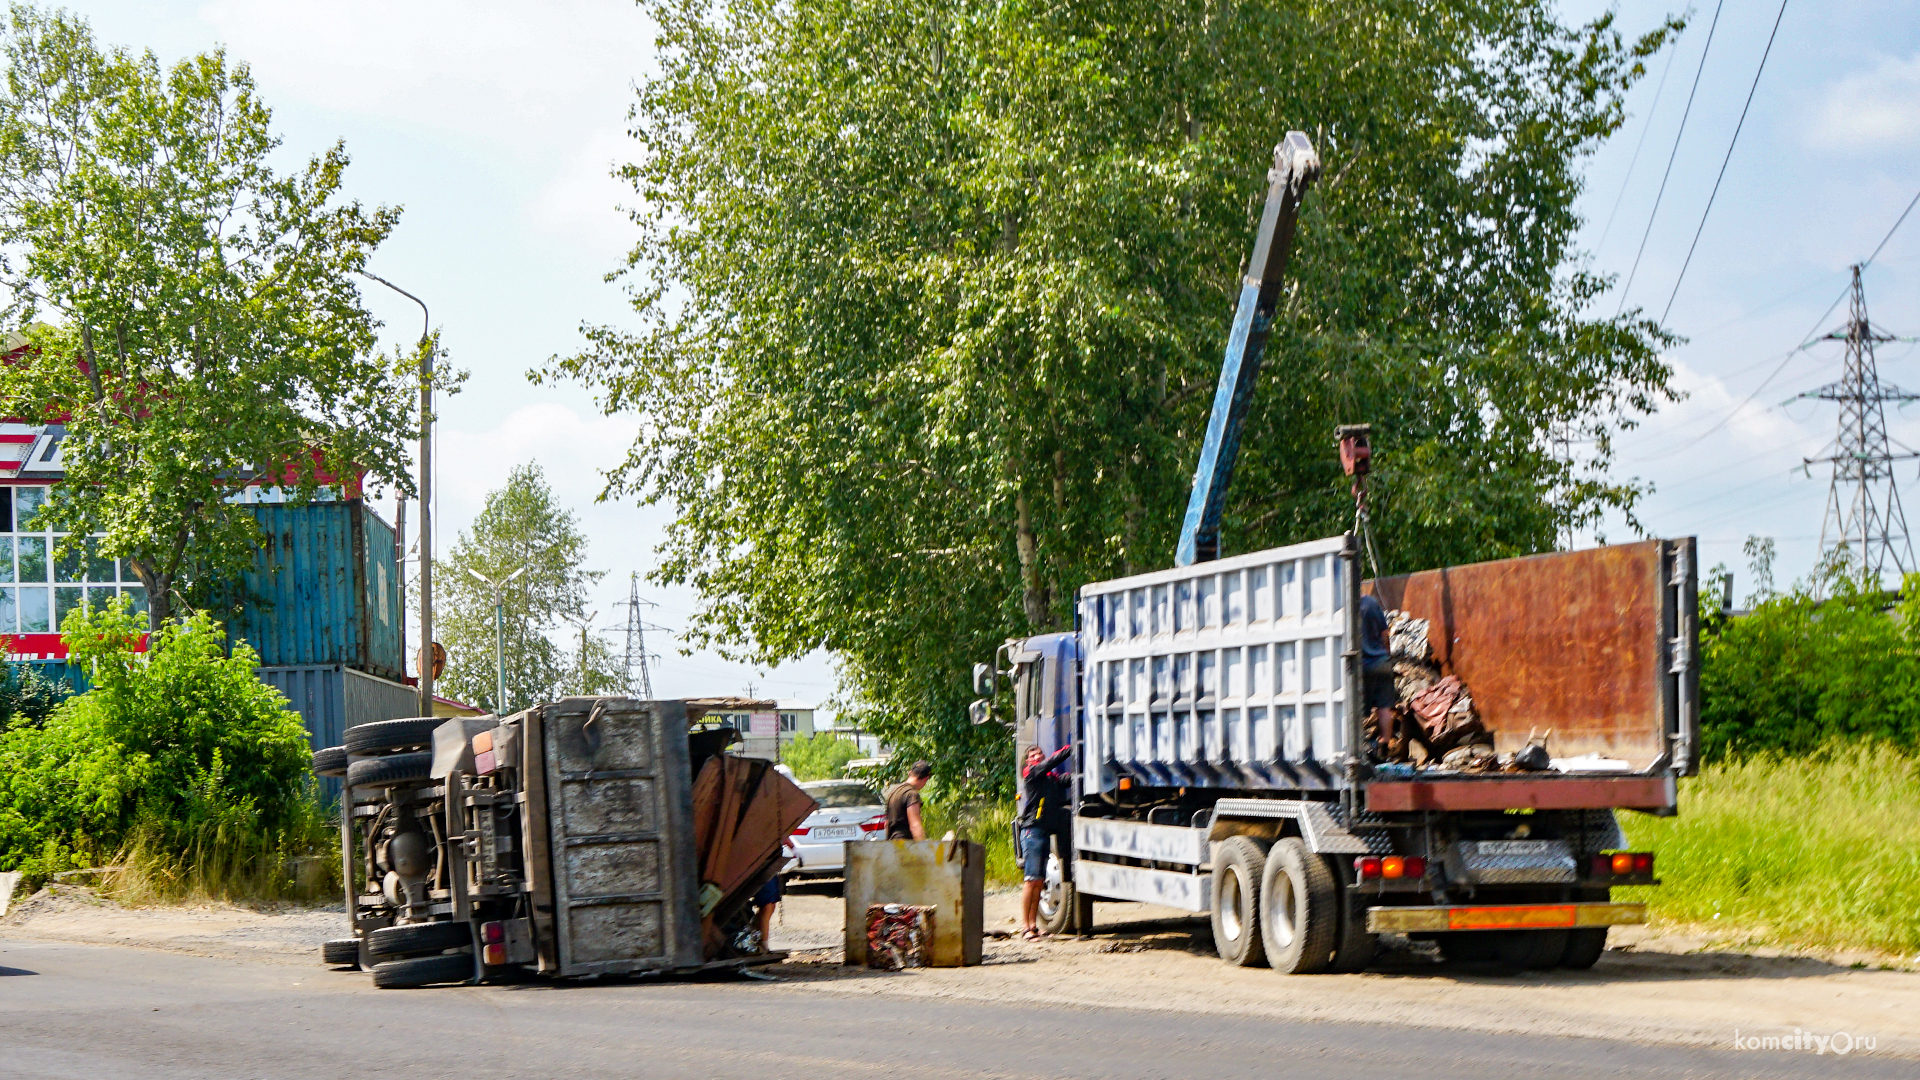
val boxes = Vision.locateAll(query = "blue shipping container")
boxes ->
[230,502,404,682]
[259,663,423,800]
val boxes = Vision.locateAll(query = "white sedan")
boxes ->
[785,780,888,877]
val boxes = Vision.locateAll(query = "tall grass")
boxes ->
[922,796,1022,886]
[108,792,342,906]
[1620,742,1920,956]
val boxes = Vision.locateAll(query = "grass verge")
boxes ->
[1620,741,1920,956]
[105,793,342,907]
[922,797,1022,886]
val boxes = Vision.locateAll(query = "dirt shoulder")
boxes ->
[9,880,1917,1058]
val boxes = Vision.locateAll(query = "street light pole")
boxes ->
[359,271,436,718]
[466,564,527,715]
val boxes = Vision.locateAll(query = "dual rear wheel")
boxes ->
[1210,836,1363,974]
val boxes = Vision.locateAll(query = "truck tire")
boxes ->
[346,717,442,756]
[311,745,348,778]
[1259,837,1337,974]
[368,920,471,960]
[371,952,473,989]
[1560,928,1609,969]
[1438,932,1501,964]
[321,937,360,968]
[1324,855,1377,973]
[1037,841,1082,936]
[1209,836,1269,967]
[347,751,434,790]
[1496,929,1568,971]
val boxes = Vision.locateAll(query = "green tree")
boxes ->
[438,464,607,713]
[0,5,429,629]
[0,599,315,888]
[781,732,861,781]
[548,0,1679,790]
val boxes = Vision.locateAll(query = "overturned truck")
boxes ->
[311,697,816,988]
[982,535,1696,973]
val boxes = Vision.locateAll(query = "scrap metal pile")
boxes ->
[1377,611,1551,774]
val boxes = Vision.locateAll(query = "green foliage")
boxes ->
[549,0,1679,792]
[920,795,1019,887]
[0,661,73,734]
[781,732,861,781]
[0,598,328,899]
[437,463,611,712]
[0,4,432,628]
[1698,563,1920,762]
[1621,743,1920,956]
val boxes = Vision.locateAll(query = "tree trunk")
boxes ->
[1014,488,1051,632]
[128,558,171,632]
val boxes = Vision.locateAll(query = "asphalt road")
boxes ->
[1,937,1907,1080]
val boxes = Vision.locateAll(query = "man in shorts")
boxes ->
[1017,742,1073,939]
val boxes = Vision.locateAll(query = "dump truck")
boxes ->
[967,131,1696,972]
[310,696,816,988]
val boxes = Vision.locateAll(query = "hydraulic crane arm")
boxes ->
[1174,132,1321,566]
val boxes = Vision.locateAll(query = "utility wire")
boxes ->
[1617,0,1724,317]
[1596,27,1685,255]
[1660,0,1791,326]
[1865,186,1920,269]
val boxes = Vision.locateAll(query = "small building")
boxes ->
[683,696,820,762]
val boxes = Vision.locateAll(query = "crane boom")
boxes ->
[1174,132,1321,566]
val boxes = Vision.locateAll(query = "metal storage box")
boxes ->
[230,502,404,681]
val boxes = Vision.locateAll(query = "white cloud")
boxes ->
[197,0,649,156]
[1813,53,1920,151]
[527,125,639,262]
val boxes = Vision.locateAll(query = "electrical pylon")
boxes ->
[617,572,657,699]
[1798,264,1919,581]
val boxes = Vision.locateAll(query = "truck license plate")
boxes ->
[1476,840,1554,856]
[812,826,858,840]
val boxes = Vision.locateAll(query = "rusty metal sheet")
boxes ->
[1371,542,1669,769]
[1365,775,1676,812]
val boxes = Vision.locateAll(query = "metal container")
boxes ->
[259,663,420,800]
[231,502,404,681]
[1076,534,1355,794]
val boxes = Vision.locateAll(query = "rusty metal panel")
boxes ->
[1365,775,1676,812]
[1370,541,1676,769]
[541,697,702,976]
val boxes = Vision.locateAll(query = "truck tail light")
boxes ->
[483,943,508,966]
[481,921,506,945]
[1611,852,1635,876]
[1592,852,1655,879]
[1381,856,1405,879]
[1355,856,1382,880]
[860,817,886,833]
[1632,852,1654,875]
[1403,856,1427,878]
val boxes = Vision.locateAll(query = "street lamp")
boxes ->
[359,270,436,718]
[466,564,528,715]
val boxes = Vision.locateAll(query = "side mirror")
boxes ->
[968,698,991,726]
[971,662,994,697]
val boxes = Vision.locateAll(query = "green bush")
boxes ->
[780,732,862,781]
[1621,742,1920,956]
[920,796,1020,886]
[0,599,331,900]
[0,662,74,734]
[1699,567,1920,761]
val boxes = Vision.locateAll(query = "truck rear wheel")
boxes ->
[1259,838,1337,974]
[346,717,443,756]
[1037,846,1076,937]
[1560,928,1609,969]
[371,952,473,989]
[1209,836,1269,967]
[321,937,360,968]
[369,920,472,960]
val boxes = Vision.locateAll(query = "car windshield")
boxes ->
[804,782,883,808]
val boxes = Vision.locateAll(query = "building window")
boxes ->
[0,485,147,637]
[779,712,797,733]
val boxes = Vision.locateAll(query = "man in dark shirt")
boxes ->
[1359,592,1402,759]
[884,760,932,840]
[1017,742,1073,939]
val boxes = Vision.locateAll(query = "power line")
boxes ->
[1659,0,1791,326]
[1595,27,1685,255]
[1864,187,1920,269]
[1616,0,1725,317]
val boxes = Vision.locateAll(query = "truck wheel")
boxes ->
[1259,838,1337,974]
[321,937,360,968]
[311,746,348,778]
[371,953,473,989]
[369,920,471,960]
[345,717,443,756]
[347,751,434,789]
[1496,929,1568,971]
[1438,932,1500,963]
[1037,847,1076,936]
[1560,928,1609,969]
[1209,836,1269,967]
[1324,855,1377,974]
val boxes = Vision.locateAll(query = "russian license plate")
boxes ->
[812,826,858,840]
[1475,840,1554,856]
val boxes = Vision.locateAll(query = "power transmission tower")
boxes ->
[1797,264,1920,581]
[616,572,658,699]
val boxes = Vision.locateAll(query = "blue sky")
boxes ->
[62,1,1920,708]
